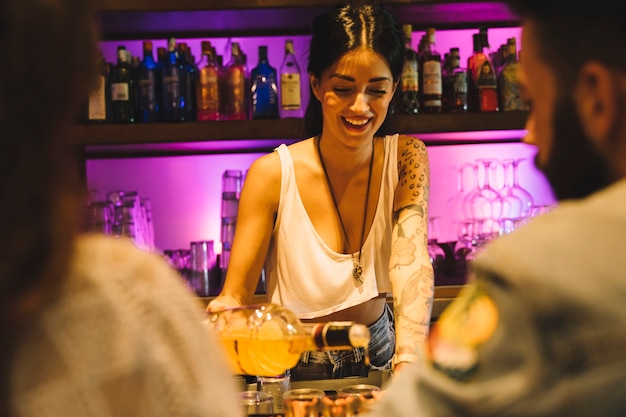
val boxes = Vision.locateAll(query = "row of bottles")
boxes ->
[84,38,304,124]
[394,26,527,115]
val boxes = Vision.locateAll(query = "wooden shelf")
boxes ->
[95,0,520,39]
[72,112,527,157]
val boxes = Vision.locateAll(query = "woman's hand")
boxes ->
[206,294,242,313]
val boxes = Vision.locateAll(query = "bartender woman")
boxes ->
[207,2,434,379]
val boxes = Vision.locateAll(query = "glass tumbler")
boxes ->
[238,391,274,415]
[283,388,325,417]
[338,384,381,415]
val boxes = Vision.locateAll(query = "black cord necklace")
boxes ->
[316,136,374,283]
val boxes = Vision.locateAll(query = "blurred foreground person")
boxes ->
[368,0,626,415]
[0,1,242,416]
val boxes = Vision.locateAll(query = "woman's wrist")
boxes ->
[392,352,419,369]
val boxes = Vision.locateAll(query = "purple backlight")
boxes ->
[88,25,557,252]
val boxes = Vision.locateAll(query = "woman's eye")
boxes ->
[369,89,387,95]
[333,87,352,94]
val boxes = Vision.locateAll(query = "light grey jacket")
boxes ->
[369,178,626,417]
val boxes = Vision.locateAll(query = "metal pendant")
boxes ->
[352,260,363,283]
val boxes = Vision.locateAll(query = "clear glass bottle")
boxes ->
[205,303,371,377]
[222,41,248,120]
[250,45,279,119]
[419,27,443,113]
[196,40,221,121]
[279,39,304,119]
[136,40,159,122]
[110,45,136,123]
[399,24,420,115]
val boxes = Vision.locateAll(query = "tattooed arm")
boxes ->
[389,135,435,371]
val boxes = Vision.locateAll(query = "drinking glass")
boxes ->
[499,159,524,234]
[238,391,274,415]
[427,216,446,280]
[283,388,325,417]
[510,158,535,227]
[320,392,354,417]
[466,158,503,246]
[337,384,381,415]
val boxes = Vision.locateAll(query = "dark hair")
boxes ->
[0,0,99,414]
[504,0,626,93]
[304,1,404,137]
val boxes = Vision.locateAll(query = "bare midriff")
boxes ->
[300,294,388,326]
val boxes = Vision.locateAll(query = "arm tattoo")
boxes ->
[394,264,435,343]
[397,137,430,201]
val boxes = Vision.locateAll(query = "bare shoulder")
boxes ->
[394,134,430,208]
[247,148,282,180]
[396,134,428,159]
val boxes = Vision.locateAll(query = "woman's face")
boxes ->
[311,48,396,146]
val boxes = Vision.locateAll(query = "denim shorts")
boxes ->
[289,303,395,381]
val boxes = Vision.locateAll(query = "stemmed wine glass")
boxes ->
[466,158,503,247]
[427,216,446,281]
[446,163,475,268]
[499,159,524,234]
[510,158,535,228]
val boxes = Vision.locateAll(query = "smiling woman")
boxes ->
[207,1,434,381]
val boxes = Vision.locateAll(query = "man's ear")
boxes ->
[574,62,617,147]
[310,74,322,102]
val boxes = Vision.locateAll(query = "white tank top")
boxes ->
[265,135,398,319]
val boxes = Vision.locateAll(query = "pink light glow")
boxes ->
[88,27,557,252]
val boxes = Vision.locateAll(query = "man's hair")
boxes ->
[505,0,626,91]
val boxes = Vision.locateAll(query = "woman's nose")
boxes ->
[350,92,369,113]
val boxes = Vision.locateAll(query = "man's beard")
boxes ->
[537,95,616,201]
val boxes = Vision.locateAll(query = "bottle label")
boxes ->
[454,71,468,94]
[423,61,442,95]
[225,66,246,117]
[499,64,524,111]
[88,75,106,120]
[163,70,180,109]
[476,61,497,89]
[280,73,301,109]
[138,73,156,111]
[401,60,418,92]
[111,82,129,101]
[198,67,220,112]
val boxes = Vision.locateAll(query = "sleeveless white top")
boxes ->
[265,135,399,319]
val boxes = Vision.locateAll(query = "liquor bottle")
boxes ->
[136,41,159,122]
[251,45,279,119]
[177,42,197,121]
[222,42,248,120]
[399,24,420,115]
[205,303,370,377]
[468,27,499,112]
[444,47,468,113]
[85,52,111,124]
[156,46,167,120]
[419,27,443,113]
[161,37,182,122]
[196,40,221,121]
[497,37,524,111]
[110,45,136,123]
[279,39,304,119]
